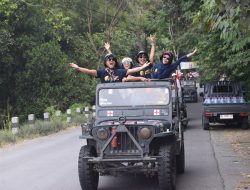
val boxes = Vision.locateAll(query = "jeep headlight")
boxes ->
[139,127,151,139]
[96,128,109,140]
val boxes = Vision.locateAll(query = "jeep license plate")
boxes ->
[220,114,233,119]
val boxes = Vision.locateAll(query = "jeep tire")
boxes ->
[176,141,185,174]
[182,110,188,128]
[202,115,209,130]
[241,118,249,130]
[78,145,99,190]
[158,143,176,190]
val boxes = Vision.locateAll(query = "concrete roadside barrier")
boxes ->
[11,117,19,134]
[44,112,50,121]
[67,109,71,123]
[28,114,35,127]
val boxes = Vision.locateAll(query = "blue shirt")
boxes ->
[151,55,187,79]
[132,64,153,79]
[96,68,127,83]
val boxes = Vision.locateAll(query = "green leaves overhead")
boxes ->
[194,0,250,83]
[0,0,250,127]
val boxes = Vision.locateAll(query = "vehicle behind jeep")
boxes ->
[78,80,185,190]
[182,80,198,102]
[201,81,250,130]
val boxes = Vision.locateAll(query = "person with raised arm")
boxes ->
[151,48,198,79]
[132,34,156,79]
[69,53,150,83]
[104,42,150,82]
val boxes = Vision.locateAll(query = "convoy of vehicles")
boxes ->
[77,77,249,190]
[78,80,185,190]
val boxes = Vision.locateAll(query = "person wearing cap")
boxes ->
[104,43,133,69]
[132,34,156,79]
[151,48,197,79]
[104,43,149,82]
[69,53,150,83]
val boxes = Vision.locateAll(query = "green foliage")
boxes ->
[15,41,71,121]
[0,0,18,17]
[193,0,250,85]
[70,103,85,115]
[17,120,66,137]
[1,0,250,125]
[69,103,92,124]
[0,119,67,147]
[0,129,16,146]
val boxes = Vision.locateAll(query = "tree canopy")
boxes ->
[0,0,249,127]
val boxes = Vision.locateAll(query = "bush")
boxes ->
[25,120,66,136]
[72,115,88,124]
[17,120,66,139]
[0,119,67,147]
[0,130,16,146]
[0,106,94,147]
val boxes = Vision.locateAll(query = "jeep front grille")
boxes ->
[103,125,141,158]
[183,89,192,95]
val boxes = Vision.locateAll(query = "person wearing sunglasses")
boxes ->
[132,34,156,79]
[104,43,133,70]
[69,53,151,83]
[104,42,150,82]
[151,48,197,79]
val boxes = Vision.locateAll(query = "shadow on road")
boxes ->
[98,174,159,190]
[98,173,187,190]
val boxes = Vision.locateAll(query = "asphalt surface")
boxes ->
[0,96,250,190]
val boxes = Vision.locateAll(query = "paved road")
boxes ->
[0,98,249,190]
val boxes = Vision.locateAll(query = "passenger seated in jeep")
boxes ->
[104,42,150,82]
[69,53,150,83]
[121,57,149,82]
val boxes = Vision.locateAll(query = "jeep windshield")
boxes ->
[98,87,170,107]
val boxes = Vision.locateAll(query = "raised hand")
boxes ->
[69,63,79,69]
[104,42,111,51]
[192,48,197,55]
[187,48,198,57]
[149,34,156,45]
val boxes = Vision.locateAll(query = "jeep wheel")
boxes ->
[176,141,185,174]
[202,115,209,130]
[158,143,176,190]
[183,109,187,118]
[194,97,198,103]
[78,145,99,190]
[182,110,188,129]
[241,118,249,130]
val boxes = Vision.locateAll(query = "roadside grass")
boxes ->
[0,130,16,146]
[17,120,67,138]
[0,115,90,147]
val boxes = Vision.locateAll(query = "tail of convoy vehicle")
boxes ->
[201,81,250,130]
[78,80,185,190]
[182,80,198,103]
